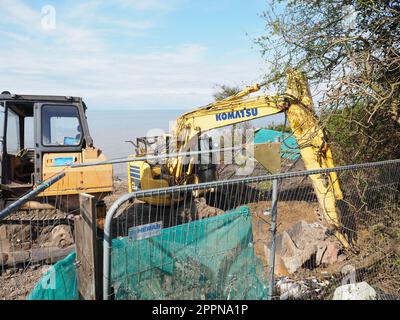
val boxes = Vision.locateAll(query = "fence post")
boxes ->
[268,137,280,300]
[75,193,102,300]
[268,175,278,300]
[268,176,279,300]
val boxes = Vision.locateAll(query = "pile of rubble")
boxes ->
[268,220,344,276]
[276,277,382,300]
[276,276,333,300]
[270,220,400,300]
[267,220,344,300]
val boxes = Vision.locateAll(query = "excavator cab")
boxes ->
[128,135,173,201]
[134,135,170,157]
[0,92,113,210]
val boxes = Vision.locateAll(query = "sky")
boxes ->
[0,0,270,110]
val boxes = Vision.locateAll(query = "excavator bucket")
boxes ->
[247,142,281,174]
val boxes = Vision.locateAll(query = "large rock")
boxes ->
[48,225,74,248]
[333,282,377,300]
[321,243,339,265]
[316,244,327,266]
[276,231,298,257]
[264,246,290,276]
[270,221,340,274]
[272,221,328,273]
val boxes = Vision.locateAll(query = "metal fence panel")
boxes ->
[103,159,400,300]
[2,158,399,300]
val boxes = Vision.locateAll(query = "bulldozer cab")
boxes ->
[0,92,112,207]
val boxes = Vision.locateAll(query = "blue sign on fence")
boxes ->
[128,221,163,241]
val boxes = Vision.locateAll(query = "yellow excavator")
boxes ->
[128,70,355,246]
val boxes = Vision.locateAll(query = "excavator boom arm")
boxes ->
[169,70,353,246]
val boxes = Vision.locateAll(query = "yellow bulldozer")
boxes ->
[127,70,355,246]
[0,92,113,212]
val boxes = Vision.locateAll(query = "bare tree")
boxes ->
[256,0,400,163]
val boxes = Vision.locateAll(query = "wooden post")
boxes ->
[75,193,103,300]
[95,200,106,299]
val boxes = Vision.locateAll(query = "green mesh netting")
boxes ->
[29,206,268,300]
[111,206,268,300]
[27,252,78,300]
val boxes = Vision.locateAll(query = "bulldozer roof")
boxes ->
[0,92,83,104]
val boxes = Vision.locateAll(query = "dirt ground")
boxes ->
[0,266,48,300]
[103,178,129,208]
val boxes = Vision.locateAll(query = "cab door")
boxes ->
[34,102,86,187]
[33,101,112,198]
[0,101,5,183]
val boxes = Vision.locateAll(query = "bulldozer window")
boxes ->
[0,102,4,140]
[42,105,82,146]
[6,108,20,154]
[24,116,34,149]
